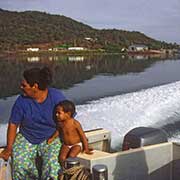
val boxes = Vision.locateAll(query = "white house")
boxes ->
[68,47,84,51]
[128,44,148,52]
[27,48,40,52]
[85,37,92,41]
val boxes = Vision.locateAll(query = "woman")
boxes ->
[0,67,66,180]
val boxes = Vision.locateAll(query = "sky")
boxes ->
[0,0,180,44]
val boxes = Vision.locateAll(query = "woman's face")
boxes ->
[20,79,35,97]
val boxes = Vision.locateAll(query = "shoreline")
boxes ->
[0,49,122,58]
[0,49,168,58]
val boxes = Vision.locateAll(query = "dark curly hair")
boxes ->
[56,100,76,118]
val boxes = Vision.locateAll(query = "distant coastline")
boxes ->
[0,48,178,61]
[0,9,179,53]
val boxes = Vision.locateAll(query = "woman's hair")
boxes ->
[23,67,52,90]
[56,100,75,117]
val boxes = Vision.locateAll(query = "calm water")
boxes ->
[1,53,180,148]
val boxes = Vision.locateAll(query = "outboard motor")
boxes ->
[122,127,168,151]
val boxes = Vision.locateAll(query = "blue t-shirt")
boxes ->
[9,88,66,144]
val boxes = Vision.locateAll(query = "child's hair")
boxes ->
[56,100,75,117]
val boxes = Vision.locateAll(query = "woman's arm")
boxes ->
[0,123,18,160]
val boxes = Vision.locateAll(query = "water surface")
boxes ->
[1,54,180,148]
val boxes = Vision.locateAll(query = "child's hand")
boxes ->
[84,147,94,154]
[47,130,59,144]
[47,137,55,144]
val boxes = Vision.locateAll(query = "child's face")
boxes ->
[55,106,70,122]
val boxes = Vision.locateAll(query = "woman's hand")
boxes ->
[0,148,12,161]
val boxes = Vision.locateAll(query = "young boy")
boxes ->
[48,100,93,166]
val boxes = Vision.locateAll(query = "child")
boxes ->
[48,100,93,166]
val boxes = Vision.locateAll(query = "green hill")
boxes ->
[0,9,177,51]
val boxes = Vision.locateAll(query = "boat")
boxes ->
[1,128,180,180]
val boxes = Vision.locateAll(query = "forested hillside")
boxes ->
[0,9,177,51]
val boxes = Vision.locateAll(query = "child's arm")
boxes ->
[47,130,59,144]
[75,121,93,154]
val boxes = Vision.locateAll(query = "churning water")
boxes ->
[75,81,180,150]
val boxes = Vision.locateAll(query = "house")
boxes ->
[128,44,148,52]
[68,47,84,51]
[26,48,40,52]
[85,37,93,41]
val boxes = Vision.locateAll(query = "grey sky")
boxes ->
[0,0,180,44]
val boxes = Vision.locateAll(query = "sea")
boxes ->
[1,53,180,150]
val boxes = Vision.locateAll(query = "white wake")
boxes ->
[76,81,180,149]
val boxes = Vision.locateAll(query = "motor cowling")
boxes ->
[122,127,168,151]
